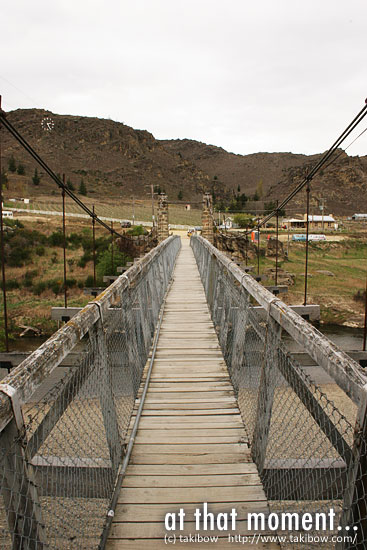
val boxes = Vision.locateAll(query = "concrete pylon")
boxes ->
[157,194,169,242]
[201,193,214,243]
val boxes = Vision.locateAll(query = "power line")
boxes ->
[257,99,367,229]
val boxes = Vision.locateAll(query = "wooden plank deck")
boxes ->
[106,239,277,549]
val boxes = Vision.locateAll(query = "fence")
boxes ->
[0,234,181,550]
[191,234,367,550]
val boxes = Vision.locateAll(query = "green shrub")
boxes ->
[24,270,38,287]
[67,232,83,249]
[49,231,64,247]
[8,244,32,267]
[4,219,24,229]
[96,249,130,279]
[85,275,95,287]
[0,279,20,290]
[126,225,146,236]
[35,245,45,256]
[48,279,64,295]
[34,281,47,295]
[65,278,77,288]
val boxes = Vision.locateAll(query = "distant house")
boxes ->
[3,210,13,218]
[307,214,337,230]
[218,217,233,230]
[282,218,306,230]
[283,214,337,230]
[352,213,367,220]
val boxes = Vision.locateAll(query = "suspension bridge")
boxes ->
[0,231,365,549]
[1,99,367,549]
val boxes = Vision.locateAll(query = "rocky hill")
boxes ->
[160,138,319,196]
[161,139,367,215]
[265,150,367,215]
[2,109,367,215]
[1,109,209,201]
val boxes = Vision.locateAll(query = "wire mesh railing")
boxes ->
[191,234,367,550]
[0,234,181,550]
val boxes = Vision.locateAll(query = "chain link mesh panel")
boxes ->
[191,235,367,550]
[0,235,180,549]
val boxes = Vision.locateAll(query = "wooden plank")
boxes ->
[129,453,253,466]
[106,541,279,550]
[140,407,240,414]
[137,421,243,429]
[112,501,268,522]
[131,443,249,454]
[134,435,246,444]
[109,521,270,539]
[138,430,245,440]
[125,464,258,476]
[117,486,266,504]
[123,474,261,488]
[141,397,236,405]
[141,384,233,392]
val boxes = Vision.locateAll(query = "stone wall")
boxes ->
[201,193,214,243]
[157,194,169,242]
[117,228,158,258]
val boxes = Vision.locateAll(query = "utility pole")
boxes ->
[151,183,155,227]
[132,196,135,226]
[319,197,327,232]
[0,96,9,352]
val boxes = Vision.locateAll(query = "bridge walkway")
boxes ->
[106,239,277,549]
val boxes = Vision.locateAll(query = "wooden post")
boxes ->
[0,412,47,548]
[304,182,310,306]
[339,394,367,550]
[89,320,122,475]
[0,96,9,352]
[62,176,68,309]
[252,316,282,474]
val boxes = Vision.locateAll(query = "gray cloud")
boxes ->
[1,0,367,155]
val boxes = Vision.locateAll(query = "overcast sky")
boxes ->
[1,0,367,156]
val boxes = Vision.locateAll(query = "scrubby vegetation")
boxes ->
[0,217,132,349]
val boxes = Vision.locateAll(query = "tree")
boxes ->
[67,178,75,191]
[78,179,87,195]
[255,179,263,199]
[264,201,286,217]
[17,164,25,175]
[1,169,8,189]
[233,213,256,229]
[8,155,16,173]
[177,190,183,201]
[32,168,40,186]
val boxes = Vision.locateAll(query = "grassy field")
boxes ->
[6,196,203,226]
[0,215,366,351]
[0,215,128,350]
[258,235,367,326]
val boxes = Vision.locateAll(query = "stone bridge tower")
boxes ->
[201,193,214,243]
[157,194,169,242]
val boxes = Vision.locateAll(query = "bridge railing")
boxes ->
[191,235,367,549]
[0,235,181,550]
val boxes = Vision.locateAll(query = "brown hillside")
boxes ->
[2,109,367,216]
[160,138,367,215]
[1,109,209,201]
[160,138,320,196]
[266,150,367,216]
